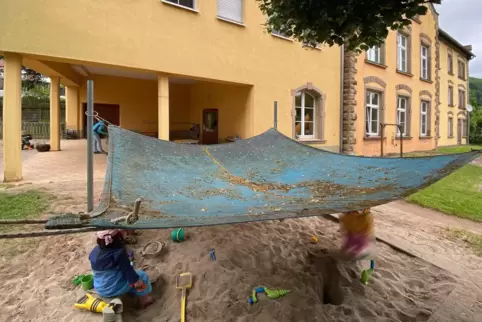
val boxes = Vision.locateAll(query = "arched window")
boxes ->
[291,83,325,141]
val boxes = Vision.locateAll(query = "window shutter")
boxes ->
[317,97,323,140]
[218,0,243,23]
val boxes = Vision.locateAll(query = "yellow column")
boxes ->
[66,86,80,133]
[158,74,169,140]
[2,53,23,182]
[49,76,61,151]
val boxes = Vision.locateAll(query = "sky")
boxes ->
[436,0,482,78]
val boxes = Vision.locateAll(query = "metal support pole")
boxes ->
[380,123,384,157]
[273,101,278,130]
[87,80,94,212]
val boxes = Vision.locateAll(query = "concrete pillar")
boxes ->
[2,53,23,182]
[66,86,80,136]
[158,74,169,140]
[50,76,61,151]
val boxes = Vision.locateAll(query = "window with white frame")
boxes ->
[420,45,429,80]
[367,46,381,64]
[272,29,290,39]
[165,0,195,9]
[365,91,381,136]
[217,0,243,23]
[397,96,408,136]
[448,85,454,106]
[420,101,429,136]
[295,92,316,139]
[448,117,454,137]
[397,33,408,72]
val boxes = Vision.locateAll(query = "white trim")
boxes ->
[420,101,428,136]
[367,46,381,64]
[295,92,316,139]
[216,16,245,27]
[161,0,199,13]
[271,31,293,42]
[420,45,429,80]
[397,96,408,136]
[365,91,380,136]
[397,33,408,72]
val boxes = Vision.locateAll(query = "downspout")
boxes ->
[339,44,345,153]
[467,75,470,145]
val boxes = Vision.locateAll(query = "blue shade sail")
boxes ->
[87,126,480,229]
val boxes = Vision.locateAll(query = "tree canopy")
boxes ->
[0,55,44,90]
[257,0,441,51]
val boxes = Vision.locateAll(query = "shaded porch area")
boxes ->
[1,53,253,182]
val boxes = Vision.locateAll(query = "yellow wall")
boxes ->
[0,0,342,151]
[438,39,469,146]
[353,7,438,156]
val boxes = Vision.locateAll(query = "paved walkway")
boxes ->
[0,139,107,183]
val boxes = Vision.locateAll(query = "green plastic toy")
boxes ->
[249,286,290,304]
[360,260,375,285]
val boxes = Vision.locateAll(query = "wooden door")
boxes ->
[457,119,462,145]
[202,109,218,145]
[83,103,120,138]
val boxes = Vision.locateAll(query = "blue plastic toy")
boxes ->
[209,249,216,261]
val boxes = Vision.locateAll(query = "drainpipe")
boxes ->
[467,76,470,145]
[339,44,345,153]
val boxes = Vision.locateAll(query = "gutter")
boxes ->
[339,44,344,153]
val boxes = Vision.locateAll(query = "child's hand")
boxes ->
[133,280,147,291]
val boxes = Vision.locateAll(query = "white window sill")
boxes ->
[217,16,245,27]
[161,1,199,13]
[271,33,293,42]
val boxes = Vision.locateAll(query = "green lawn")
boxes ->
[407,165,482,222]
[0,190,51,221]
[436,145,482,154]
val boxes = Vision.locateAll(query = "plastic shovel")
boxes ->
[176,272,192,322]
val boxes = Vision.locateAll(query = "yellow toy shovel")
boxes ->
[176,272,192,322]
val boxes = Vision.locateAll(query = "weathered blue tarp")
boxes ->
[89,126,479,229]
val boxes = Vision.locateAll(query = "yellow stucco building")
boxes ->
[0,0,343,181]
[342,5,474,156]
[0,1,475,181]
[438,30,474,147]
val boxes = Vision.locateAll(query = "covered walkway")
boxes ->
[1,53,253,182]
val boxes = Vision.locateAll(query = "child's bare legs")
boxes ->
[139,294,154,309]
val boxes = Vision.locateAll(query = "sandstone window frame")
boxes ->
[365,90,383,137]
[366,44,385,66]
[448,52,454,75]
[397,96,410,137]
[420,43,431,81]
[448,85,454,107]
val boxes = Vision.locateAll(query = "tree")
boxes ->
[0,55,45,90]
[257,0,441,51]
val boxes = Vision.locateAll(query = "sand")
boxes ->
[0,215,464,322]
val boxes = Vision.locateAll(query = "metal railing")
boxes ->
[0,121,67,140]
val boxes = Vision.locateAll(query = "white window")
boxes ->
[367,46,381,64]
[397,96,408,136]
[295,92,316,139]
[421,45,429,80]
[217,0,243,23]
[448,117,454,137]
[165,0,195,9]
[420,101,429,136]
[272,29,290,39]
[397,33,408,72]
[365,91,380,136]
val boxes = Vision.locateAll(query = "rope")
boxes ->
[0,219,48,225]
[0,227,101,239]
[84,110,114,126]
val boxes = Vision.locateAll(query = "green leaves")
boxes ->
[257,0,440,52]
